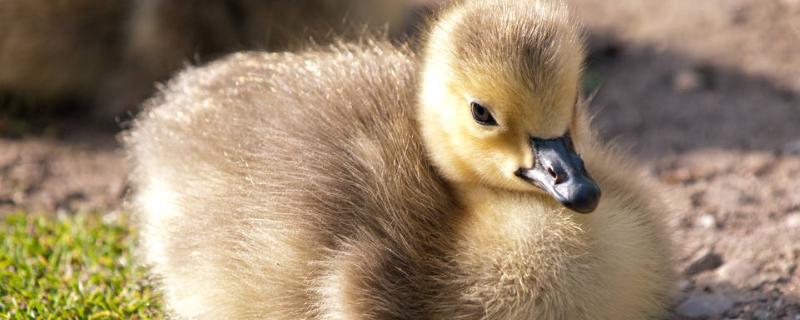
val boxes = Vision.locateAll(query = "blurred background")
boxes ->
[0,0,798,318]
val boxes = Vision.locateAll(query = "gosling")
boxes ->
[127,0,673,319]
[0,0,414,118]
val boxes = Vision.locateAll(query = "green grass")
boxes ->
[0,213,162,319]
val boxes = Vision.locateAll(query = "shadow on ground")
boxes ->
[0,96,124,216]
[585,32,800,159]
[584,32,800,319]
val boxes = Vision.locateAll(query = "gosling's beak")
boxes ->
[515,135,601,214]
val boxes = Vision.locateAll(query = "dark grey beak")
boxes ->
[514,135,601,214]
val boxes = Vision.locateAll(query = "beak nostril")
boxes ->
[546,166,566,184]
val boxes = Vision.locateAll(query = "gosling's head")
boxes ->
[419,0,600,213]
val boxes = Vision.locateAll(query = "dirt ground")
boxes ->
[1,0,799,319]
[570,0,800,318]
[0,120,124,216]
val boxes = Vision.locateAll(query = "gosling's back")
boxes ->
[127,45,457,318]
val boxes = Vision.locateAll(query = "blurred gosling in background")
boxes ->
[0,0,421,121]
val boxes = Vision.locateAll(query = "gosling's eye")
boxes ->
[470,101,498,126]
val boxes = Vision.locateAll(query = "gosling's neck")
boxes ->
[450,183,590,235]
[447,182,593,283]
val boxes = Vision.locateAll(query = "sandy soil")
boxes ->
[570,0,800,318]
[0,123,124,216]
[0,0,798,318]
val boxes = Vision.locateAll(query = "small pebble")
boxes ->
[697,214,717,229]
[685,249,724,276]
[787,215,800,227]
[753,309,771,320]
[660,167,692,184]
[677,293,735,318]
[673,69,703,93]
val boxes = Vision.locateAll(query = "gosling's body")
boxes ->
[130,46,454,318]
[128,1,672,319]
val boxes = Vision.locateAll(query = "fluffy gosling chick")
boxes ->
[127,0,673,319]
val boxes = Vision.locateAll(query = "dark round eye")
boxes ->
[470,101,497,126]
